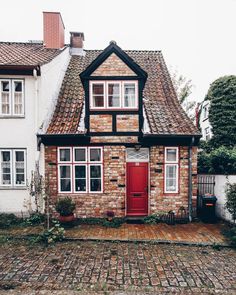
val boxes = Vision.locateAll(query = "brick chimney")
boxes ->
[43,12,65,49]
[70,32,85,55]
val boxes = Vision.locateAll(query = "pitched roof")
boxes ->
[46,48,200,136]
[0,42,67,67]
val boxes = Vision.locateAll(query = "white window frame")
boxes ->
[58,164,72,193]
[126,148,149,162]
[164,147,179,194]
[90,81,138,110]
[123,81,138,109]
[90,81,105,109]
[88,163,103,193]
[12,80,24,116]
[57,147,103,194]
[0,79,24,117]
[0,149,26,187]
[58,147,72,163]
[13,149,26,187]
[107,81,122,109]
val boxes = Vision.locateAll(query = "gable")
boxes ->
[91,53,136,76]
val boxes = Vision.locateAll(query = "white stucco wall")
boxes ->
[214,175,236,223]
[0,47,70,213]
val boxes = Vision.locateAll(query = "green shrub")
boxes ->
[143,214,160,224]
[225,183,236,223]
[102,217,125,228]
[0,213,21,229]
[38,221,65,245]
[23,212,45,226]
[55,197,76,216]
[198,146,236,174]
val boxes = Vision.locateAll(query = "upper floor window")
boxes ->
[90,81,138,110]
[0,80,24,116]
[0,149,26,187]
[202,104,209,120]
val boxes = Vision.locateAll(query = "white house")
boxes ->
[0,12,70,214]
[198,100,213,141]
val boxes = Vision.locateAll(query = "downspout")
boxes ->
[188,136,195,222]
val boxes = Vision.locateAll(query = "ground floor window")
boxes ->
[164,147,179,193]
[58,147,103,193]
[0,149,26,187]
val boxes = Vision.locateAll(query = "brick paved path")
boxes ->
[0,241,235,294]
[0,222,228,246]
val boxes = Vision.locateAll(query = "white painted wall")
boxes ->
[214,175,236,223]
[0,47,70,214]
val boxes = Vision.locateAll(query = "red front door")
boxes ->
[126,162,148,216]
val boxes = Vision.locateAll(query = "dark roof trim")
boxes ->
[0,65,41,76]
[142,134,201,146]
[38,134,89,146]
[80,42,148,81]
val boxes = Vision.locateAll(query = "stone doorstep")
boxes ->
[4,234,230,248]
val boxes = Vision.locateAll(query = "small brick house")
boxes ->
[39,34,201,219]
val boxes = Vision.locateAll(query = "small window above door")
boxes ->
[126,148,149,162]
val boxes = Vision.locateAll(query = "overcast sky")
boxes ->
[0,0,235,102]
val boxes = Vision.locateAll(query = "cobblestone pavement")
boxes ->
[0,241,235,294]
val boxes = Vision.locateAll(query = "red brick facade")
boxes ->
[45,145,197,217]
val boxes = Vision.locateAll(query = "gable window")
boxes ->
[0,80,24,116]
[0,149,26,187]
[90,81,138,110]
[203,104,209,120]
[58,147,103,193]
[164,147,179,193]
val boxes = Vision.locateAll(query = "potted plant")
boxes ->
[106,210,115,221]
[55,197,76,223]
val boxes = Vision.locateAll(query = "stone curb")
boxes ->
[2,233,230,248]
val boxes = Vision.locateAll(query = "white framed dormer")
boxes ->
[0,79,24,117]
[57,147,103,194]
[89,80,138,110]
[164,147,179,194]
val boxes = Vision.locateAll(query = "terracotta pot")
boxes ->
[58,214,75,223]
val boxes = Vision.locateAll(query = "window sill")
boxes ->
[0,115,25,119]
[0,186,27,190]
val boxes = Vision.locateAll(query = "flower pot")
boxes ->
[58,214,75,223]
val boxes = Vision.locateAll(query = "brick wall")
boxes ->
[91,53,136,76]
[90,114,112,132]
[116,115,139,132]
[45,145,197,218]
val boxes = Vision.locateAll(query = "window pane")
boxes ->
[14,81,22,92]
[74,149,86,162]
[60,166,71,178]
[1,151,11,185]
[124,83,136,107]
[60,179,71,192]
[16,173,25,185]
[59,149,71,162]
[93,96,104,107]
[90,179,101,192]
[15,151,24,162]
[90,165,101,178]
[1,81,9,92]
[75,166,86,178]
[166,165,177,192]
[75,179,86,192]
[90,148,101,162]
[92,84,104,95]
[108,83,120,107]
[92,84,104,107]
[166,149,177,162]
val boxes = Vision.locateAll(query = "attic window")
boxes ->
[90,81,138,110]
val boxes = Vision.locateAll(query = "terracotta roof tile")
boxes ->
[46,49,200,136]
[0,42,67,66]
